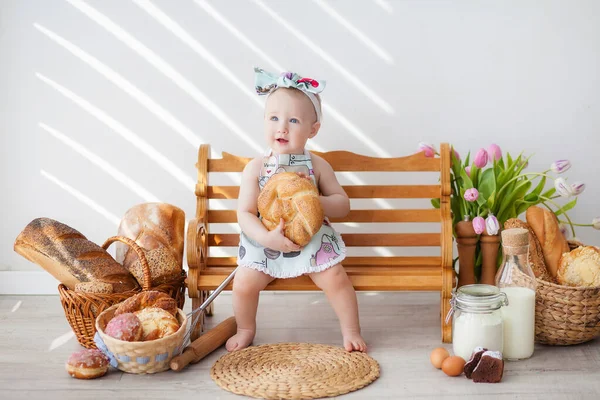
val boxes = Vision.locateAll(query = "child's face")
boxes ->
[264,88,321,154]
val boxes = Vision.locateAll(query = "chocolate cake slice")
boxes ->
[472,351,504,383]
[463,347,487,379]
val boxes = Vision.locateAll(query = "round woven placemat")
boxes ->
[210,343,380,399]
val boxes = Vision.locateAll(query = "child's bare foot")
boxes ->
[343,331,367,352]
[226,328,255,352]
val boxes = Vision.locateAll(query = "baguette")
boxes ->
[14,218,139,292]
[525,206,570,279]
[115,203,185,286]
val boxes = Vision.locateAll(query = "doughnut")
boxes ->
[65,349,109,379]
[105,313,143,342]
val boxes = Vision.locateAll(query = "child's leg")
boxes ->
[226,266,275,351]
[309,264,367,352]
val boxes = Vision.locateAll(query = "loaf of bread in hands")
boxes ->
[257,172,324,247]
[14,218,139,292]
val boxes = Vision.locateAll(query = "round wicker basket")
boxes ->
[534,241,600,345]
[95,304,188,374]
[59,236,186,349]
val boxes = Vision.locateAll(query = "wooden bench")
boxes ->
[186,143,454,343]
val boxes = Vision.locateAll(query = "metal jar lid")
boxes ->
[445,284,509,323]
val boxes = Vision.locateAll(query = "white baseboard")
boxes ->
[0,271,60,295]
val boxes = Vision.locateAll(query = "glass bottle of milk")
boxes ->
[495,228,537,360]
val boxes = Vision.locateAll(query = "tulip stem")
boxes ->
[540,196,576,237]
[558,221,591,227]
[496,172,549,199]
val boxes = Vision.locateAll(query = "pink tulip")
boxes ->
[485,214,500,235]
[487,144,502,161]
[464,188,479,202]
[452,148,460,161]
[473,216,485,234]
[554,178,574,197]
[465,166,471,177]
[571,182,586,195]
[418,142,436,158]
[551,160,571,174]
[474,148,489,168]
[593,217,600,230]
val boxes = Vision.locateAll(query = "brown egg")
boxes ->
[442,356,466,377]
[430,347,450,369]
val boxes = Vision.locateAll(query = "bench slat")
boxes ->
[208,151,440,172]
[208,233,441,247]
[207,209,440,223]
[206,185,441,199]
[192,272,442,291]
[206,256,442,267]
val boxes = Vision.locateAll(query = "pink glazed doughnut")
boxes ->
[105,312,143,342]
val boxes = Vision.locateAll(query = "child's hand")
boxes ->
[263,219,301,252]
[296,172,311,181]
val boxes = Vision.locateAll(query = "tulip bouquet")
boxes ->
[418,142,599,279]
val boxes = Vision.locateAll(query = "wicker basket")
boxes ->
[59,236,186,349]
[95,304,188,374]
[534,241,600,345]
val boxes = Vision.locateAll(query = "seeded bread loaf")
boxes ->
[14,218,139,292]
[115,203,185,286]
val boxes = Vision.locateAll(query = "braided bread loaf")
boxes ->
[114,290,177,317]
[257,172,324,247]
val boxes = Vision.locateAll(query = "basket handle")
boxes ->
[102,236,152,291]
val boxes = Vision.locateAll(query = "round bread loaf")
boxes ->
[257,172,324,247]
[134,307,180,341]
[114,290,177,317]
[557,246,600,287]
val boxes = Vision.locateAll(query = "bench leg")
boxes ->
[441,267,454,343]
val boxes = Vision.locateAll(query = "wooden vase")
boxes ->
[455,220,477,288]
[480,229,501,285]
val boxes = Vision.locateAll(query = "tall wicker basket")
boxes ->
[59,236,186,349]
[534,241,600,345]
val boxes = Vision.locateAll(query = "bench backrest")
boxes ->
[193,143,452,274]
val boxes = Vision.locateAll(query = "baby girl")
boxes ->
[226,67,366,353]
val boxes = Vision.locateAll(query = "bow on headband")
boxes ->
[254,67,326,121]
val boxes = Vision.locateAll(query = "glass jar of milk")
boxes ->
[496,228,538,360]
[448,284,508,361]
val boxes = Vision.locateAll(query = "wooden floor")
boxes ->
[1,292,599,399]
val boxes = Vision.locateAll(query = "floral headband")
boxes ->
[254,67,326,122]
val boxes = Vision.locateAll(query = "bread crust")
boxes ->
[557,246,600,287]
[525,206,570,278]
[257,172,324,246]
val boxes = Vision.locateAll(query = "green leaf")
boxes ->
[554,198,577,216]
[497,180,532,221]
[541,187,556,198]
[460,168,474,189]
[530,176,547,197]
[478,168,496,201]
[507,152,513,166]
[431,198,441,209]
[464,151,471,167]
[487,190,496,210]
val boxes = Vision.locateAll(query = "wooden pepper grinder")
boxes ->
[480,227,501,285]
[455,218,477,288]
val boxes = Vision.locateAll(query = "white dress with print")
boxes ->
[237,149,346,278]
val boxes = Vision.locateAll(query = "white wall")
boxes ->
[2,0,599,294]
